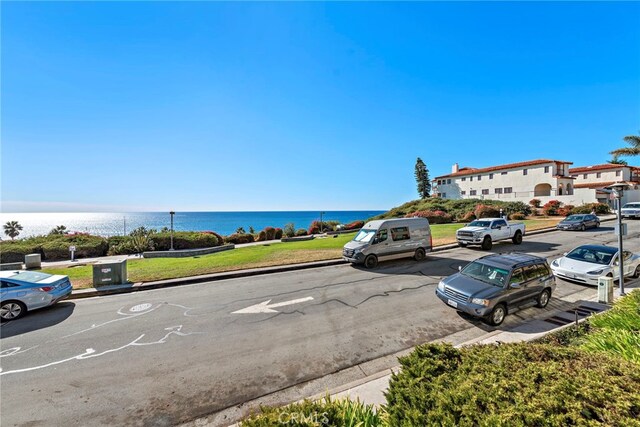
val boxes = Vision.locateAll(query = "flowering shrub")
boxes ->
[406,210,453,224]
[461,211,476,222]
[295,229,308,236]
[571,203,610,215]
[474,204,501,219]
[264,227,276,240]
[256,230,267,241]
[529,199,542,208]
[224,233,255,244]
[344,220,365,230]
[274,228,283,239]
[542,200,563,216]
[557,205,574,217]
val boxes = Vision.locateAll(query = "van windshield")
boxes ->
[353,229,375,243]
[460,261,508,287]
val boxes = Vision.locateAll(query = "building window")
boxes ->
[461,190,466,195]
[461,177,466,181]
[482,189,489,195]
[583,174,588,179]
[441,193,447,198]
[501,172,507,175]
[495,188,503,194]
[489,173,493,179]
[447,179,451,184]
[470,190,477,196]
[523,169,528,176]
[470,176,473,181]
[596,172,601,178]
[544,166,549,173]
[477,175,481,181]
[504,187,513,194]
[616,170,621,177]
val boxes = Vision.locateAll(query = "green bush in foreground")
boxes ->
[385,342,640,427]
[241,396,383,427]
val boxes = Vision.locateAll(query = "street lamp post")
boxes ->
[606,183,629,296]
[169,211,175,251]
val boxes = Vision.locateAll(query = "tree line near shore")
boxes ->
[0,219,366,263]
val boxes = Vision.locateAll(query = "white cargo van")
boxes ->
[342,218,432,268]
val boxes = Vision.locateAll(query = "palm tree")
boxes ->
[3,221,23,240]
[608,154,628,165]
[610,133,640,158]
[49,225,68,235]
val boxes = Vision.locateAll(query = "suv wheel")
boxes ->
[364,255,378,269]
[481,236,493,251]
[536,289,551,308]
[487,304,506,326]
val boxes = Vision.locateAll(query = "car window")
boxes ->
[522,265,539,281]
[509,268,524,286]
[377,229,388,243]
[495,220,507,227]
[390,227,410,241]
[536,264,550,278]
[0,280,19,288]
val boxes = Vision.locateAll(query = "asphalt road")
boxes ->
[1,221,638,427]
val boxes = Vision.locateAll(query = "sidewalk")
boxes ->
[328,280,638,407]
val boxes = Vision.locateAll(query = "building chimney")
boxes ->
[452,163,459,174]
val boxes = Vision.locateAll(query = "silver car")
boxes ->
[0,271,73,321]
[550,244,640,286]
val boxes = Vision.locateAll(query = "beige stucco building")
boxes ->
[433,159,640,207]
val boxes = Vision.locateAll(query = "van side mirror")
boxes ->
[372,237,379,245]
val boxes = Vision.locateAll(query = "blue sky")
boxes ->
[2,2,639,212]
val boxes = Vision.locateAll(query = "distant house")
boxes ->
[433,159,640,207]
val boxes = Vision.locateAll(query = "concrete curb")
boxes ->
[69,216,617,300]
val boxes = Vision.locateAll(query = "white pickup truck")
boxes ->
[456,217,525,250]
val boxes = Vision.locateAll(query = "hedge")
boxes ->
[150,231,219,251]
[0,234,108,262]
[385,342,640,426]
[224,233,255,244]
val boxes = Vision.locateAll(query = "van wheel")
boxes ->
[512,231,522,245]
[481,236,493,250]
[414,248,426,261]
[536,289,551,308]
[487,304,506,326]
[458,242,467,248]
[364,255,378,269]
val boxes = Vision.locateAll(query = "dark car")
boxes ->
[556,214,600,231]
[435,253,556,326]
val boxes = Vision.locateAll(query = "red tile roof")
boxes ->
[568,164,636,174]
[434,159,572,180]
[574,181,640,189]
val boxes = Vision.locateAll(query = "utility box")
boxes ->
[598,276,614,304]
[25,254,42,269]
[92,260,127,287]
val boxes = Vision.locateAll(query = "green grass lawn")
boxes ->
[42,217,562,290]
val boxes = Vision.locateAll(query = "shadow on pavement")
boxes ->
[1,301,75,339]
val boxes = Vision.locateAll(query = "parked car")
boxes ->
[343,218,432,268]
[435,253,555,326]
[556,214,600,231]
[456,218,525,250]
[0,271,73,321]
[621,202,640,219]
[550,244,640,286]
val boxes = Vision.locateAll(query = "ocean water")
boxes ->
[0,211,386,238]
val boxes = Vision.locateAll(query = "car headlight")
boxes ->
[437,281,445,292]
[587,269,605,275]
[551,259,560,267]
[471,298,490,306]
[473,231,482,238]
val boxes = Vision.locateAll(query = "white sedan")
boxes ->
[550,244,640,286]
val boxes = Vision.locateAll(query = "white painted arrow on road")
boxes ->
[232,297,314,314]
